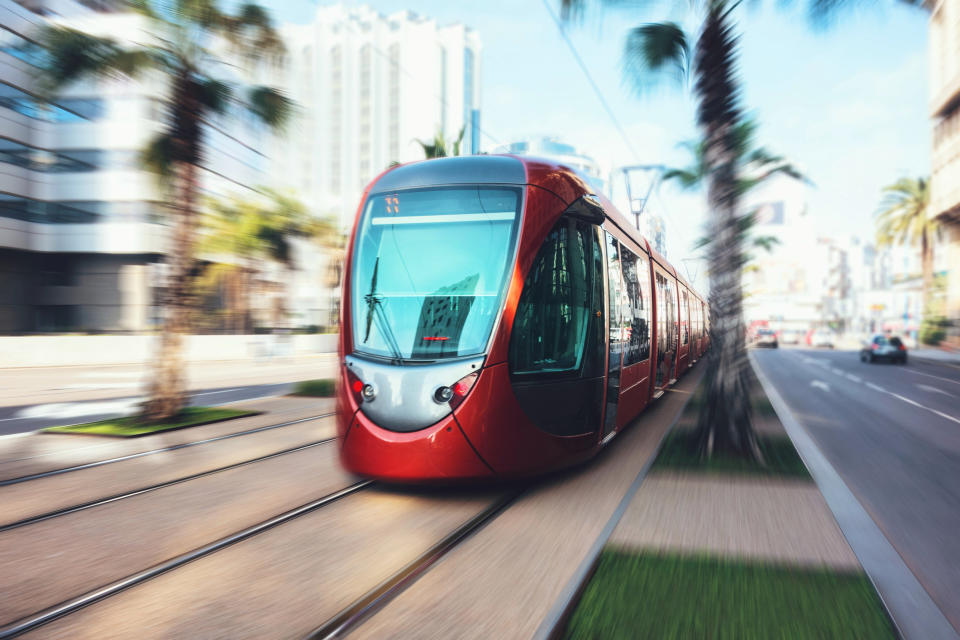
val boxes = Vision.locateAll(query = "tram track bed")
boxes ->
[0,372,704,639]
[9,488,503,639]
[0,413,336,528]
[0,442,356,626]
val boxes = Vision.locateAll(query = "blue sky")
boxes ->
[267,0,929,287]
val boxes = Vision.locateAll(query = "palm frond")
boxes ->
[875,176,930,248]
[124,0,160,21]
[174,0,224,30]
[559,0,587,21]
[38,27,158,91]
[663,168,702,190]
[217,2,285,61]
[199,79,233,115]
[452,125,466,157]
[623,22,689,94]
[141,133,177,183]
[247,86,292,130]
[752,235,781,253]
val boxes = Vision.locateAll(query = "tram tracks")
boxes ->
[0,481,374,639]
[305,489,523,640]
[0,436,337,533]
[0,412,529,638]
[0,480,525,639]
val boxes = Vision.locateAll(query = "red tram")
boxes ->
[336,155,708,481]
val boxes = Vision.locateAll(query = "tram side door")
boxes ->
[653,272,666,390]
[602,232,626,440]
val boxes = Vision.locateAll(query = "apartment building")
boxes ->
[0,0,269,333]
[270,5,483,227]
[929,0,960,344]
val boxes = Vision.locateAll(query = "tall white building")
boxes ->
[271,5,482,226]
[0,0,273,332]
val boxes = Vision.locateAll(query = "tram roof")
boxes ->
[371,155,704,302]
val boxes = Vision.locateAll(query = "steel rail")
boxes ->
[305,489,523,640]
[0,412,335,487]
[0,436,338,533]
[0,480,373,639]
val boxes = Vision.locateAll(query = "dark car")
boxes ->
[860,335,907,364]
[754,328,778,348]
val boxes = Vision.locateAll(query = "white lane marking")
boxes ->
[887,391,960,426]
[830,368,845,376]
[866,383,886,393]
[811,380,831,392]
[845,373,862,383]
[907,368,960,386]
[916,384,955,398]
[192,388,241,397]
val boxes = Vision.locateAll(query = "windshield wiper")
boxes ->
[363,257,404,362]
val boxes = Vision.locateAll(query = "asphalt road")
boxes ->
[753,347,960,633]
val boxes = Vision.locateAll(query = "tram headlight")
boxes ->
[448,371,479,410]
[345,367,366,404]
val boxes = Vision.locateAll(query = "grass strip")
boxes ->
[44,407,257,437]
[290,378,336,397]
[654,429,810,478]
[564,549,895,640]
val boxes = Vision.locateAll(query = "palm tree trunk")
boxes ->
[921,227,933,309]
[142,160,197,421]
[692,7,762,461]
[142,75,202,422]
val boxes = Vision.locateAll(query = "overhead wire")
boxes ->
[539,0,641,163]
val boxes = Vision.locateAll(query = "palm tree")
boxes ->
[876,177,936,299]
[416,125,466,159]
[38,1,291,421]
[198,190,313,333]
[670,120,805,264]
[561,1,766,460]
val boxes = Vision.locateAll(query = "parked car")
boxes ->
[754,328,778,348]
[811,331,834,348]
[860,335,907,364]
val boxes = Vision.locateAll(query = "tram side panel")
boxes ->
[458,186,604,475]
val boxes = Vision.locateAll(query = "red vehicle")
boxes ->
[337,155,708,481]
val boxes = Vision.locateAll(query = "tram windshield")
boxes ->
[351,186,521,361]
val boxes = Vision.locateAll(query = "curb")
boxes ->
[750,352,959,640]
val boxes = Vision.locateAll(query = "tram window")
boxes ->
[352,186,520,360]
[620,247,650,365]
[510,217,602,375]
[681,289,689,345]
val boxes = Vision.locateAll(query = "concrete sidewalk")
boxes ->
[609,386,858,571]
[911,347,960,365]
